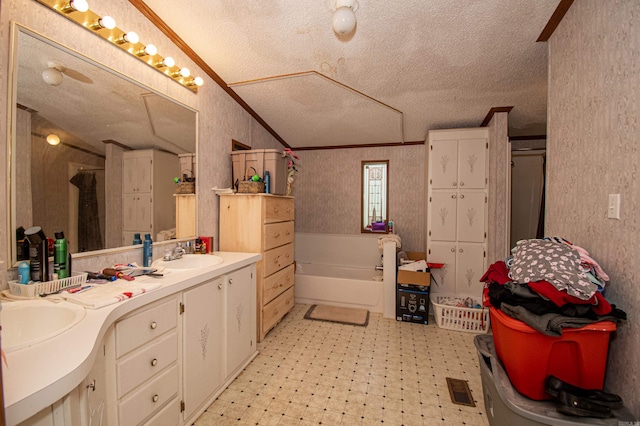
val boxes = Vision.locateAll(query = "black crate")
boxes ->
[396,286,430,324]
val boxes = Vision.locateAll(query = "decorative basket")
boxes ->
[237,167,265,193]
[175,169,195,194]
[8,272,88,298]
[430,293,490,334]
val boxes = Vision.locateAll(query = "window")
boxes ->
[361,160,389,233]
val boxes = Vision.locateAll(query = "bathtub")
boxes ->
[294,262,385,312]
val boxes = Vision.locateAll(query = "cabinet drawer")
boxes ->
[263,243,294,277]
[263,264,294,304]
[118,364,179,426]
[262,286,294,335]
[263,221,294,251]
[117,331,178,397]
[263,197,294,223]
[143,396,180,426]
[116,298,178,358]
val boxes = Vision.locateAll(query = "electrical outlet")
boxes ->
[607,194,621,220]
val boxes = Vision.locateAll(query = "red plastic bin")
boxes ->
[489,307,616,401]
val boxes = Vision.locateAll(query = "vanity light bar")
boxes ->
[33,0,204,93]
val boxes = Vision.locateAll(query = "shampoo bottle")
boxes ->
[54,231,69,279]
[143,234,153,267]
[264,171,271,194]
[133,233,142,245]
[24,226,48,282]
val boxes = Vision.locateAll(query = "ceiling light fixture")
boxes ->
[333,0,358,36]
[42,67,64,86]
[61,0,88,13]
[46,134,61,146]
[114,31,139,45]
[135,44,158,57]
[89,15,116,30]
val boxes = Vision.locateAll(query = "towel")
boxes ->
[60,281,162,309]
[378,234,401,249]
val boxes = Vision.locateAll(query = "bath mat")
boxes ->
[446,377,476,407]
[304,304,369,327]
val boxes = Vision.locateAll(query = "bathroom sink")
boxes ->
[1,300,86,353]
[156,254,224,271]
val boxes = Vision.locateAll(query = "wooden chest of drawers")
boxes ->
[219,194,295,341]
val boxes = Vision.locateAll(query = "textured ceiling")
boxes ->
[144,0,559,148]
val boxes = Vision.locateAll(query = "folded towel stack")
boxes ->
[60,281,162,309]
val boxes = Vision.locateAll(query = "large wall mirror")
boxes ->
[8,25,197,266]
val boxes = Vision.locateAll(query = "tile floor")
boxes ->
[194,304,489,425]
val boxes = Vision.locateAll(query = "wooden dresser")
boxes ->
[219,194,295,342]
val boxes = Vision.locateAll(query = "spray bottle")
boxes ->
[54,231,69,279]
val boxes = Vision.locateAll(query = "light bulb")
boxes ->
[179,68,190,78]
[193,77,204,86]
[155,56,175,68]
[46,134,61,146]
[115,31,139,45]
[62,0,89,13]
[91,15,116,30]
[333,6,356,35]
[136,44,158,57]
[42,67,63,86]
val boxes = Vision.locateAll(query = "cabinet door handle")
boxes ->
[218,282,223,289]
[286,207,292,213]
[229,278,233,285]
[459,248,464,253]
[151,358,158,367]
[460,181,465,186]
[451,194,456,199]
[152,394,159,403]
[453,182,457,186]
[285,230,291,235]
[451,248,455,252]
[150,321,157,330]
[459,194,465,199]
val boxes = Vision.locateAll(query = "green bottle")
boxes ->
[54,231,69,279]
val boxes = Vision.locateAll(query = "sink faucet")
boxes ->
[164,243,186,261]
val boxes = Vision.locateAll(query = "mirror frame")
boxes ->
[361,160,389,233]
[7,24,199,267]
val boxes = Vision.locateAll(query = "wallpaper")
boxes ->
[487,112,510,262]
[548,0,640,418]
[293,145,425,252]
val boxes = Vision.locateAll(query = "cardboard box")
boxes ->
[398,251,430,287]
[396,287,430,324]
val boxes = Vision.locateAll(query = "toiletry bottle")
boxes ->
[24,226,48,282]
[133,233,142,245]
[264,171,271,194]
[16,226,29,261]
[143,233,153,267]
[54,231,69,279]
[195,238,202,254]
[18,261,30,284]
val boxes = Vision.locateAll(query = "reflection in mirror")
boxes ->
[10,26,197,265]
[361,160,389,233]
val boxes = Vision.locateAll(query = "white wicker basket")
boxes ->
[8,272,88,298]
[431,293,490,334]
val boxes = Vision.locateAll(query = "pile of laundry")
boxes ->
[481,237,626,337]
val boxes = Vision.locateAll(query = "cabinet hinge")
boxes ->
[180,400,185,412]
[486,142,488,149]
[485,196,488,203]
[484,251,487,258]
[429,179,432,185]
[485,177,488,185]
[484,232,487,238]
[428,249,431,255]
[429,196,432,202]
[179,302,185,315]
[428,230,431,236]
[430,145,433,151]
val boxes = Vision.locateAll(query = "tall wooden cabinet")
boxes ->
[427,128,489,298]
[219,194,295,342]
[122,149,178,245]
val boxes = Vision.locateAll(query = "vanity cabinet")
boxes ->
[224,265,256,377]
[106,295,181,426]
[427,128,489,298]
[182,277,223,422]
[122,149,179,245]
[219,194,295,342]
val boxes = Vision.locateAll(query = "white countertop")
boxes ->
[2,251,262,426]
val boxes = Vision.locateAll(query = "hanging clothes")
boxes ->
[70,171,103,252]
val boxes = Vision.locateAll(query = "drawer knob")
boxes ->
[274,207,279,213]
[459,194,465,199]
[151,358,158,367]
[152,394,159,403]
[229,278,233,285]
[274,257,280,264]
[274,232,280,238]
[150,321,158,330]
